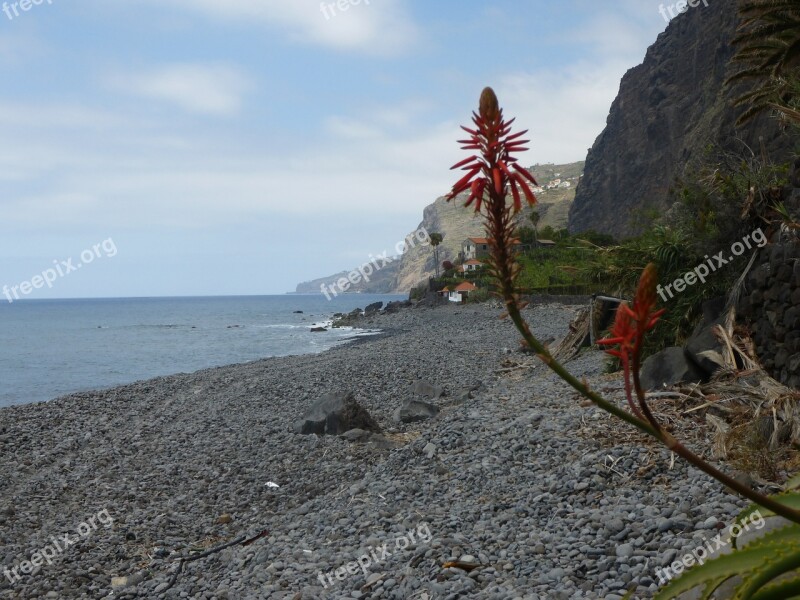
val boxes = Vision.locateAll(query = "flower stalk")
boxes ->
[447,86,800,526]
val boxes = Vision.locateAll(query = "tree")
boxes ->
[727,0,800,126]
[429,233,444,277]
[529,210,540,245]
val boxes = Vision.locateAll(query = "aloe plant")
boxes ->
[446,87,800,599]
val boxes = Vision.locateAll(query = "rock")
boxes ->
[393,399,440,423]
[368,434,403,450]
[293,392,381,435]
[216,514,233,525]
[384,300,411,314]
[293,311,303,314]
[111,572,145,589]
[423,442,437,458]
[684,296,728,376]
[615,544,634,558]
[364,301,383,315]
[310,327,328,333]
[340,428,370,442]
[640,347,705,390]
[411,380,444,399]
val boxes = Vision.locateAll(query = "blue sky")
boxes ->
[0,0,674,298]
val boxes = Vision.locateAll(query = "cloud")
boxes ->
[150,0,418,55]
[496,59,635,164]
[108,63,252,116]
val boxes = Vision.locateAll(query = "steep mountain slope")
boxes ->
[294,162,583,294]
[568,0,793,238]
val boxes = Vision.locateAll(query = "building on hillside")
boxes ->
[558,181,571,188]
[534,239,557,248]
[448,282,477,303]
[463,259,483,273]
[462,238,521,260]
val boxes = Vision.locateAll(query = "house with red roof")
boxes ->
[447,281,477,303]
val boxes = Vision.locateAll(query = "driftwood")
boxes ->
[551,307,590,361]
[550,295,627,362]
[163,529,269,591]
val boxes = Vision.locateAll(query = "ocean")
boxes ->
[0,294,405,407]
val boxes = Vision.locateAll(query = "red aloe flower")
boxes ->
[447,87,539,213]
[597,264,666,419]
[629,263,666,336]
[597,301,641,417]
[597,301,636,361]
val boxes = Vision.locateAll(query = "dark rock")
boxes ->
[384,300,412,314]
[685,297,728,375]
[293,392,381,435]
[411,380,444,399]
[364,301,383,315]
[393,399,440,423]
[785,307,800,329]
[294,310,304,314]
[340,428,370,442]
[775,347,789,369]
[310,327,328,333]
[640,347,706,391]
[789,354,800,374]
[777,264,793,283]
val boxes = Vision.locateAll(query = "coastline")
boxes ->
[0,302,746,599]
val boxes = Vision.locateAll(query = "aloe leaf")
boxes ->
[735,549,800,599]
[749,575,800,600]
[734,519,800,551]
[737,493,800,533]
[654,544,799,600]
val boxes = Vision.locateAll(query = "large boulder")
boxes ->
[640,347,706,391]
[364,301,383,315]
[384,300,412,314]
[293,392,381,435]
[393,399,440,423]
[411,380,444,399]
[685,296,728,376]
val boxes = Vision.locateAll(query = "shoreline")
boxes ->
[0,310,400,412]
[0,302,747,599]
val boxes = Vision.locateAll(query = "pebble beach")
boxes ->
[0,302,748,600]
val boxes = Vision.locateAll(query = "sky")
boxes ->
[0,0,676,298]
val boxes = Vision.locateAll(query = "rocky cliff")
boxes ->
[569,0,792,239]
[297,162,582,294]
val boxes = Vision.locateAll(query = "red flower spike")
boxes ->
[447,86,538,211]
[597,265,666,418]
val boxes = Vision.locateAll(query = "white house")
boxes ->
[448,282,477,303]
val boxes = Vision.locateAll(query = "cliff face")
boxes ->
[389,195,485,292]
[569,0,792,238]
[298,162,582,294]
